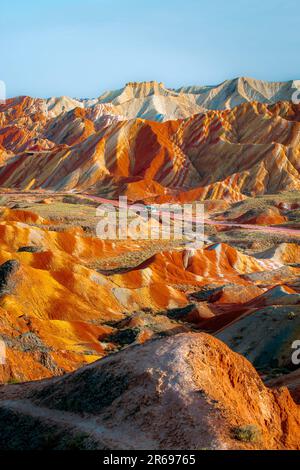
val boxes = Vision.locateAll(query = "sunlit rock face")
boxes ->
[0,81,300,201]
[0,78,300,450]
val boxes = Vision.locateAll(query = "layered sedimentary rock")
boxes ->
[0,333,299,450]
[0,203,299,382]
[0,91,300,201]
[0,79,300,450]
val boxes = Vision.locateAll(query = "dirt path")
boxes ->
[0,399,155,449]
[204,219,300,237]
[1,190,299,238]
[84,194,300,237]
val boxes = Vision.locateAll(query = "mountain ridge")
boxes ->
[7,77,300,122]
[0,97,299,201]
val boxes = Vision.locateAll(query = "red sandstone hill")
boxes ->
[0,90,300,201]
[0,80,300,451]
[0,203,299,383]
[0,332,299,450]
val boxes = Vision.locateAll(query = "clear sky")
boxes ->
[1,0,299,98]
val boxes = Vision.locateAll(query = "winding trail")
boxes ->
[1,190,299,238]
[0,398,155,449]
[83,193,300,238]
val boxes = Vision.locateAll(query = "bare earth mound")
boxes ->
[0,332,299,450]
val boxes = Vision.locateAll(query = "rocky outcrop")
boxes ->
[0,259,20,296]
[0,82,300,201]
[0,332,299,450]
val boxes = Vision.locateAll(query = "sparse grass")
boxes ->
[103,327,141,347]
[1,195,99,234]
[7,378,21,384]
[63,432,91,450]
[90,239,181,272]
[215,191,300,219]
[210,228,300,255]
[210,191,300,253]
[17,246,43,253]
[231,424,261,443]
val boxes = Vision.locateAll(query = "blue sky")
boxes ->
[1,0,299,97]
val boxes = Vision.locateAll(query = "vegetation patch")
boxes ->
[0,259,20,296]
[103,327,141,347]
[17,246,43,253]
[231,424,261,443]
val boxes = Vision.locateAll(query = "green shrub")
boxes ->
[231,424,261,443]
[103,327,140,346]
[64,432,90,450]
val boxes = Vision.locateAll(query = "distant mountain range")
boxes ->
[33,77,300,121]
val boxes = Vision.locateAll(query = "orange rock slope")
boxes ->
[0,205,299,383]
[0,94,300,202]
[0,332,300,450]
[0,80,300,450]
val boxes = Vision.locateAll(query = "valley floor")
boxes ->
[0,190,300,449]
